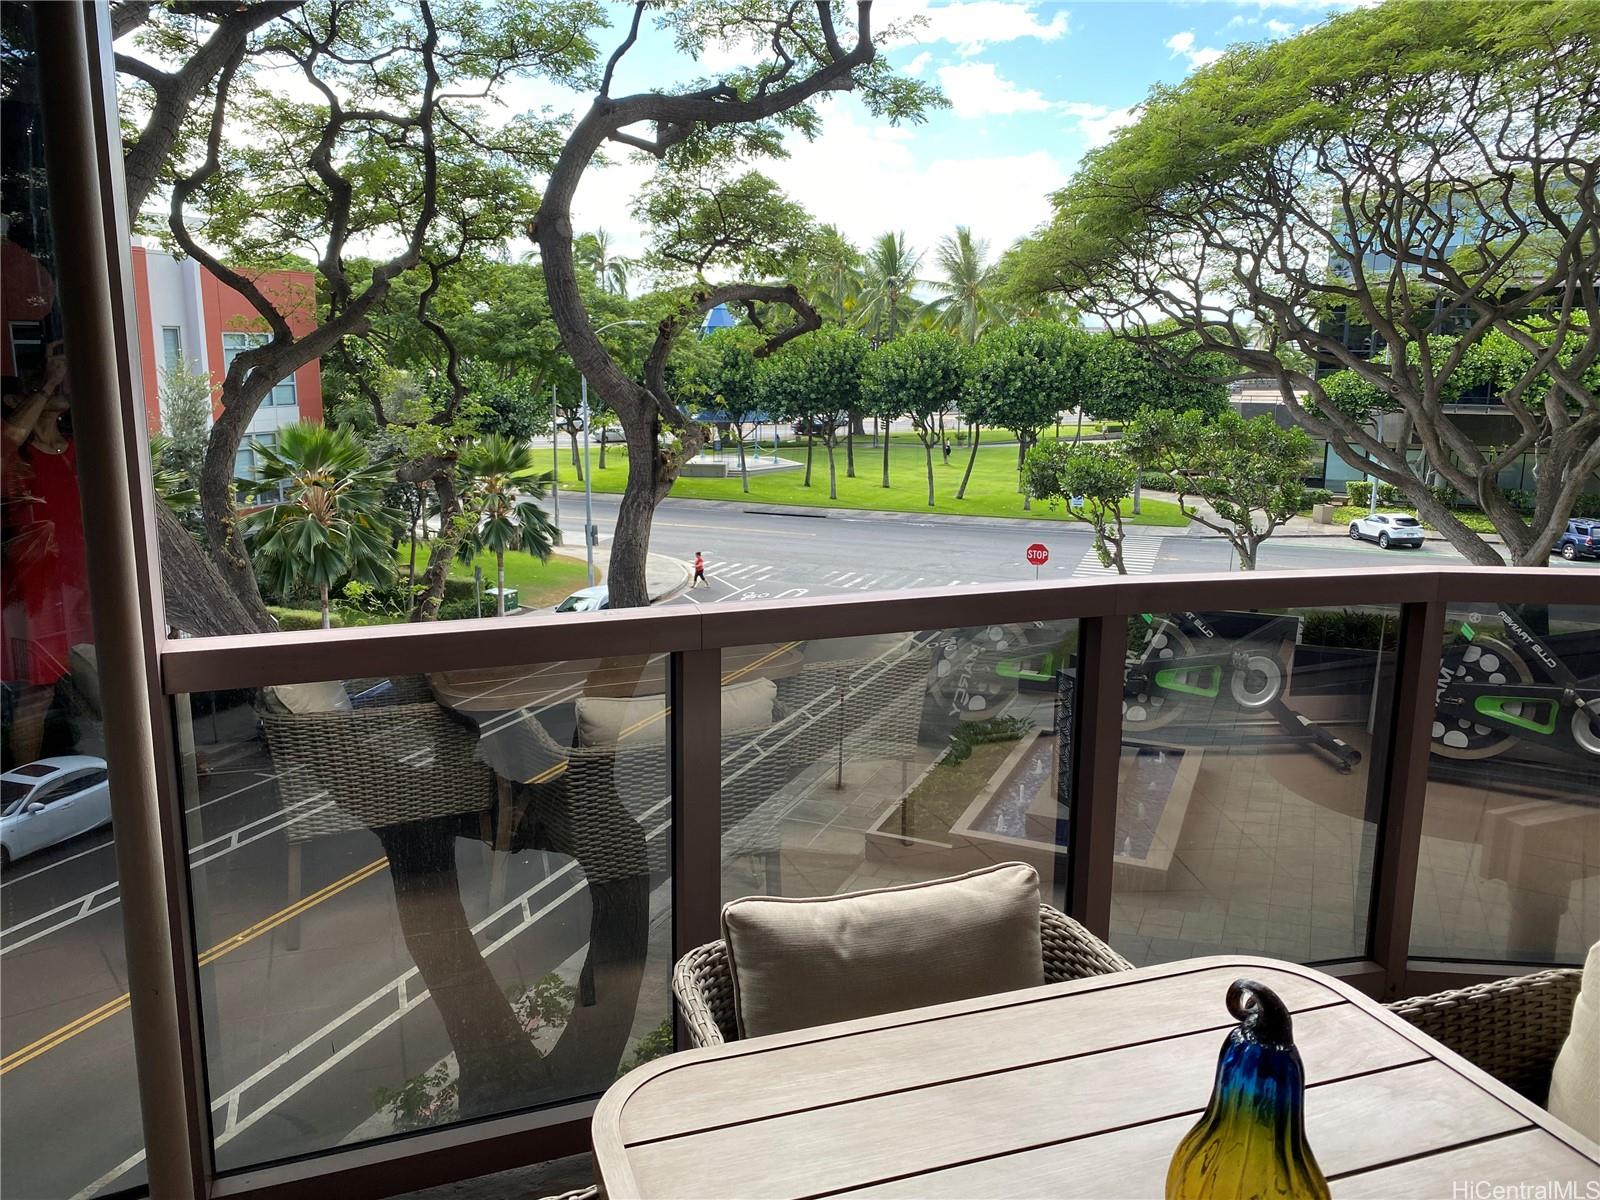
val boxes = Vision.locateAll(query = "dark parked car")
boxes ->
[1554,519,1598,561]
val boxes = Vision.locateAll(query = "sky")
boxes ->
[507,0,1373,273]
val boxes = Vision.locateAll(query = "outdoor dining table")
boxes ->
[592,954,1600,1199]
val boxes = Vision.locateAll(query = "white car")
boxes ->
[0,755,112,867]
[1349,513,1426,549]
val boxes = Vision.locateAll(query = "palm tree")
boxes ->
[924,226,1004,344]
[457,434,558,617]
[575,228,635,299]
[242,423,401,630]
[806,224,863,325]
[149,433,198,516]
[856,232,923,345]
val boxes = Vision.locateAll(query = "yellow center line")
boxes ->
[0,855,389,1077]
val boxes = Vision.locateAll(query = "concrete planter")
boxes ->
[1312,502,1338,524]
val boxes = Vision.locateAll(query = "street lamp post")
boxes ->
[550,383,561,545]
[578,318,646,588]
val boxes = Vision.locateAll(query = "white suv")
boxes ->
[1349,513,1425,549]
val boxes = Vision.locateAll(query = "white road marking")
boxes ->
[70,796,676,1200]
[1072,536,1164,577]
[2,793,335,955]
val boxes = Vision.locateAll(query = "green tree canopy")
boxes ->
[1083,331,1230,424]
[1121,408,1314,570]
[759,326,869,499]
[1009,0,1600,566]
[1022,442,1137,572]
[863,330,967,504]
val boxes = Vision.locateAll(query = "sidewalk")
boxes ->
[648,495,1176,538]
[549,544,691,603]
[1135,488,1509,545]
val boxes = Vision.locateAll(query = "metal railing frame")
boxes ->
[35,6,1600,1197]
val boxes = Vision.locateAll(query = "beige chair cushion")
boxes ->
[575,678,776,747]
[260,681,353,715]
[722,862,1045,1039]
[799,633,911,665]
[1547,940,1599,1141]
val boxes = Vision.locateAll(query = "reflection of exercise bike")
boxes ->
[1433,606,1600,763]
[1123,611,1364,774]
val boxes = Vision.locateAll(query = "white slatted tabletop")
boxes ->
[593,956,1600,1200]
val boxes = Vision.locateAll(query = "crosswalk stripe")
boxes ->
[1072,537,1164,577]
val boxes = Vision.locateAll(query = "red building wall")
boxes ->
[198,268,322,422]
[128,248,322,429]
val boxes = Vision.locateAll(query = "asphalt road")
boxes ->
[2,494,1592,1199]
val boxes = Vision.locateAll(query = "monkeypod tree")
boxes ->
[1011,0,1600,566]
[1121,409,1314,570]
[531,1,939,606]
[964,320,1089,509]
[127,0,596,628]
[759,327,869,500]
[1022,441,1137,573]
[863,330,965,506]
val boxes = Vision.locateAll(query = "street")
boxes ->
[1,495,1592,1199]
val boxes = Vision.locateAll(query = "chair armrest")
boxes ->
[1386,968,1582,1102]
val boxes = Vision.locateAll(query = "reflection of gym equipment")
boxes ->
[996,612,1362,774]
[1124,611,1362,774]
[1432,605,1600,764]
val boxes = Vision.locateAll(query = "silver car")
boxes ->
[0,755,112,867]
[1349,513,1426,549]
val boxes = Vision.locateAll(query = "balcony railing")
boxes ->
[17,11,1600,1197]
[127,566,1598,1200]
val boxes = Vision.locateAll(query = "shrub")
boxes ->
[1305,487,1334,506]
[1503,488,1535,513]
[1344,481,1372,507]
[1299,608,1399,650]
[1571,493,1600,519]
[1376,482,1406,505]
[442,577,478,605]
[267,605,342,631]
[1428,483,1457,510]
[435,597,486,621]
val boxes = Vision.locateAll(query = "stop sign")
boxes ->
[1026,543,1049,566]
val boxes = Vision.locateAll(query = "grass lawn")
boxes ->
[551,440,1188,527]
[395,545,593,610]
[1330,505,1501,534]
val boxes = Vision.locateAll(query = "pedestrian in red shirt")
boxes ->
[692,551,708,588]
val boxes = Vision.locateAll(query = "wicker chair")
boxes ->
[672,903,1135,1047]
[1385,968,1583,1104]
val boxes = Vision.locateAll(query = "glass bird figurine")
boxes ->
[1165,978,1331,1200]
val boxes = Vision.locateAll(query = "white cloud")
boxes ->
[1265,18,1298,35]
[1059,101,1136,148]
[759,103,1067,260]
[896,1,1071,57]
[936,61,1054,118]
[1165,30,1225,70]
[905,50,934,76]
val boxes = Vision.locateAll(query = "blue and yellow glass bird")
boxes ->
[1166,978,1331,1200]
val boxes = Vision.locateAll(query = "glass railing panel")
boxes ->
[719,622,1079,911]
[1108,607,1398,968]
[2,5,144,1191]
[175,657,671,1172]
[1410,599,1600,964]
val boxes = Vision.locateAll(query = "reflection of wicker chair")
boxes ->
[672,903,1135,1047]
[777,643,931,773]
[260,677,496,947]
[1386,969,1583,1103]
[515,702,803,888]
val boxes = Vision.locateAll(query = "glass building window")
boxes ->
[221,331,296,407]
[161,325,183,370]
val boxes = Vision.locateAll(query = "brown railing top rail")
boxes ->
[159,566,1599,694]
